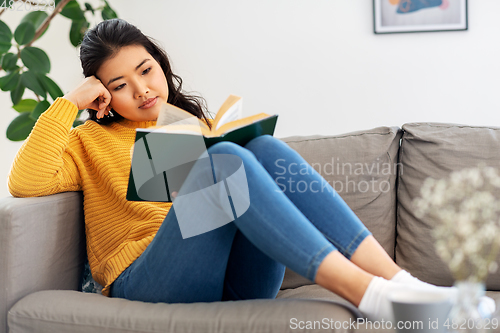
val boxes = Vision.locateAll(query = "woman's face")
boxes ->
[96,45,169,122]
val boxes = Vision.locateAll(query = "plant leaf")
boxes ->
[21,11,48,29]
[84,2,94,14]
[21,70,46,98]
[0,20,12,40]
[6,112,36,141]
[0,71,20,92]
[21,11,49,41]
[30,99,50,120]
[37,73,63,100]
[11,79,25,105]
[73,109,84,127]
[60,1,85,20]
[20,46,50,73]
[69,19,89,47]
[0,20,12,54]
[12,98,37,113]
[101,2,117,20]
[14,21,36,46]
[1,52,18,70]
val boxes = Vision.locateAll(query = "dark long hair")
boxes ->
[80,19,211,128]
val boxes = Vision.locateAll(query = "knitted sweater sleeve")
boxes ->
[8,97,83,197]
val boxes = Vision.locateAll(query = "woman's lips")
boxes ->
[139,97,158,109]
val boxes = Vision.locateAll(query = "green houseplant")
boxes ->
[2,0,118,141]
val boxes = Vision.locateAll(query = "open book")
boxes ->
[149,94,278,147]
[126,95,278,202]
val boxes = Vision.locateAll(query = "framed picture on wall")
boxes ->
[373,0,468,34]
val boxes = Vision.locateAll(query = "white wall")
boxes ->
[1,0,499,197]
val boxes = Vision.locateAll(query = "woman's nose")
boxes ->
[133,80,149,99]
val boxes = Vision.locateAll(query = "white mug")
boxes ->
[390,290,453,333]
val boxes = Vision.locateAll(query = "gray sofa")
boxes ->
[2,122,500,333]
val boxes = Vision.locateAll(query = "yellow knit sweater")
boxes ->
[8,97,172,296]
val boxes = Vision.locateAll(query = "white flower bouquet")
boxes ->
[414,165,500,282]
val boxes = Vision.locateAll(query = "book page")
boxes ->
[213,95,243,131]
[212,113,272,137]
[215,98,243,131]
[156,103,209,129]
[141,122,212,137]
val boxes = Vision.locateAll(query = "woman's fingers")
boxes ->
[99,106,112,119]
[94,83,112,119]
[98,88,112,110]
[96,97,111,119]
[63,76,112,115]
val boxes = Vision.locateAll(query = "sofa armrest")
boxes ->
[0,192,85,333]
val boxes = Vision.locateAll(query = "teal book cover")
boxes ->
[126,115,278,202]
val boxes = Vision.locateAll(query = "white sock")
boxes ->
[391,270,496,317]
[391,270,457,296]
[359,276,459,322]
[358,276,409,322]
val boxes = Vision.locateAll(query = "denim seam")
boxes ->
[322,228,371,260]
[344,229,372,259]
[322,233,346,257]
[306,244,335,281]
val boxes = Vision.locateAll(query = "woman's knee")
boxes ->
[206,142,257,180]
[245,135,287,159]
[246,134,275,148]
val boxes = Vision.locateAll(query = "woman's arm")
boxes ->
[8,76,112,197]
[8,98,83,197]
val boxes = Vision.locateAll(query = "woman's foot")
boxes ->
[391,270,457,295]
[391,270,496,317]
[357,276,445,321]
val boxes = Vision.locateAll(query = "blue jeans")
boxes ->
[111,135,371,303]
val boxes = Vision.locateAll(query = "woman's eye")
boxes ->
[142,67,152,75]
[114,84,125,91]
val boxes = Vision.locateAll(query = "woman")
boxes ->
[8,18,460,321]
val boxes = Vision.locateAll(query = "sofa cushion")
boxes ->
[396,123,500,290]
[0,192,85,333]
[279,126,402,289]
[8,290,359,333]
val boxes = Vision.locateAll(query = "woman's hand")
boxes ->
[63,76,112,119]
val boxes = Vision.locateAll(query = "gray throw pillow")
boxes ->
[279,126,402,289]
[396,122,500,290]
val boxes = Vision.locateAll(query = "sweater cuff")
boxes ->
[44,97,79,125]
